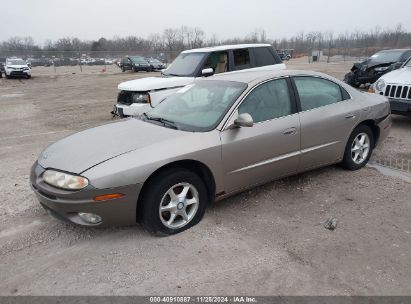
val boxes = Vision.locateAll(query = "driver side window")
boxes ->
[238,79,292,123]
[202,52,229,74]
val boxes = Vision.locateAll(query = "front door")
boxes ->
[221,78,301,193]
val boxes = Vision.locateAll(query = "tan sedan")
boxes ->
[31,70,391,235]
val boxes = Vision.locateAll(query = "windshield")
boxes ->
[163,52,206,77]
[130,56,146,63]
[7,59,26,65]
[369,51,403,64]
[146,80,247,131]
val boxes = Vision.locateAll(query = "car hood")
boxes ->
[6,64,29,68]
[380,67,411,84]
[38,119,187,174]
[118,76,194,91]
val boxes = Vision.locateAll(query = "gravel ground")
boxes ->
[0,59,410,295]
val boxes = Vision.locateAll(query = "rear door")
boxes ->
[229,48,252,71]
[221,77,300,193]
[292,76,361,171]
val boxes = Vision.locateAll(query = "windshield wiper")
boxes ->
[143,113,179,130]
[162,72,183,77]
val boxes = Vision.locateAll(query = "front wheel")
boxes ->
[342,125,374,170]
[138,168,208,235]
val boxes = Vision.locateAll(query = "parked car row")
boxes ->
[276,50,291,61]
[27,57,53,67]
[80,58,113,65]
[117,56,166,73]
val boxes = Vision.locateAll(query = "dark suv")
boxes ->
[120,56,151,72]
[344,49,411,87]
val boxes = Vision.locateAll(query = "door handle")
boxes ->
[345,113,356,119]
[283,127,297,135]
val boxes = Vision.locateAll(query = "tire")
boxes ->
[5,74,10,79]
[121,66,125,72]
[138,168,208,235]
[26,75,31,79]
[341,124,374,170]
[344,72,361,88]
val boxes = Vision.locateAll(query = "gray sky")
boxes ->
[1,0,410,44]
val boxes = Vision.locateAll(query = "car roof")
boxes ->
[377,49,411,53]
[182,44,272,54]
[203,69,329,84]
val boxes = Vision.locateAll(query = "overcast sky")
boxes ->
[1,0,410,44]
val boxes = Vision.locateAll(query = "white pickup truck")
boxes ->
[112,44,286,117]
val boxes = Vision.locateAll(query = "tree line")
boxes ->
[1,24,410,60]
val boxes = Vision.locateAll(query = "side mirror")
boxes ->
[234,113,253,128]
[201,68,214,77]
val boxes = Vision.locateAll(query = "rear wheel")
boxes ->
[121,66,125,72]
[138,168,208,235]
[342,125,374,170]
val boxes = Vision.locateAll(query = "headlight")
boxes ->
[374,66,389,72]
[375,79,386,92]
[43,169,89,190]
[132,93,150,103]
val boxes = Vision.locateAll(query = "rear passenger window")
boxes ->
[233,49,250,67]
[294,77,345,111]
[253,47,276,66]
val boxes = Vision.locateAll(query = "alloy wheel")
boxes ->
[159,182,199,229]
[351,132,370,164]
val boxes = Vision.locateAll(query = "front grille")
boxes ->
[117,91,133,105]
[384,84,411,100]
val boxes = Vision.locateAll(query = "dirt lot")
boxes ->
[0,58,410,296]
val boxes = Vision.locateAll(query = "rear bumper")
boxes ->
[30,162,142,227]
